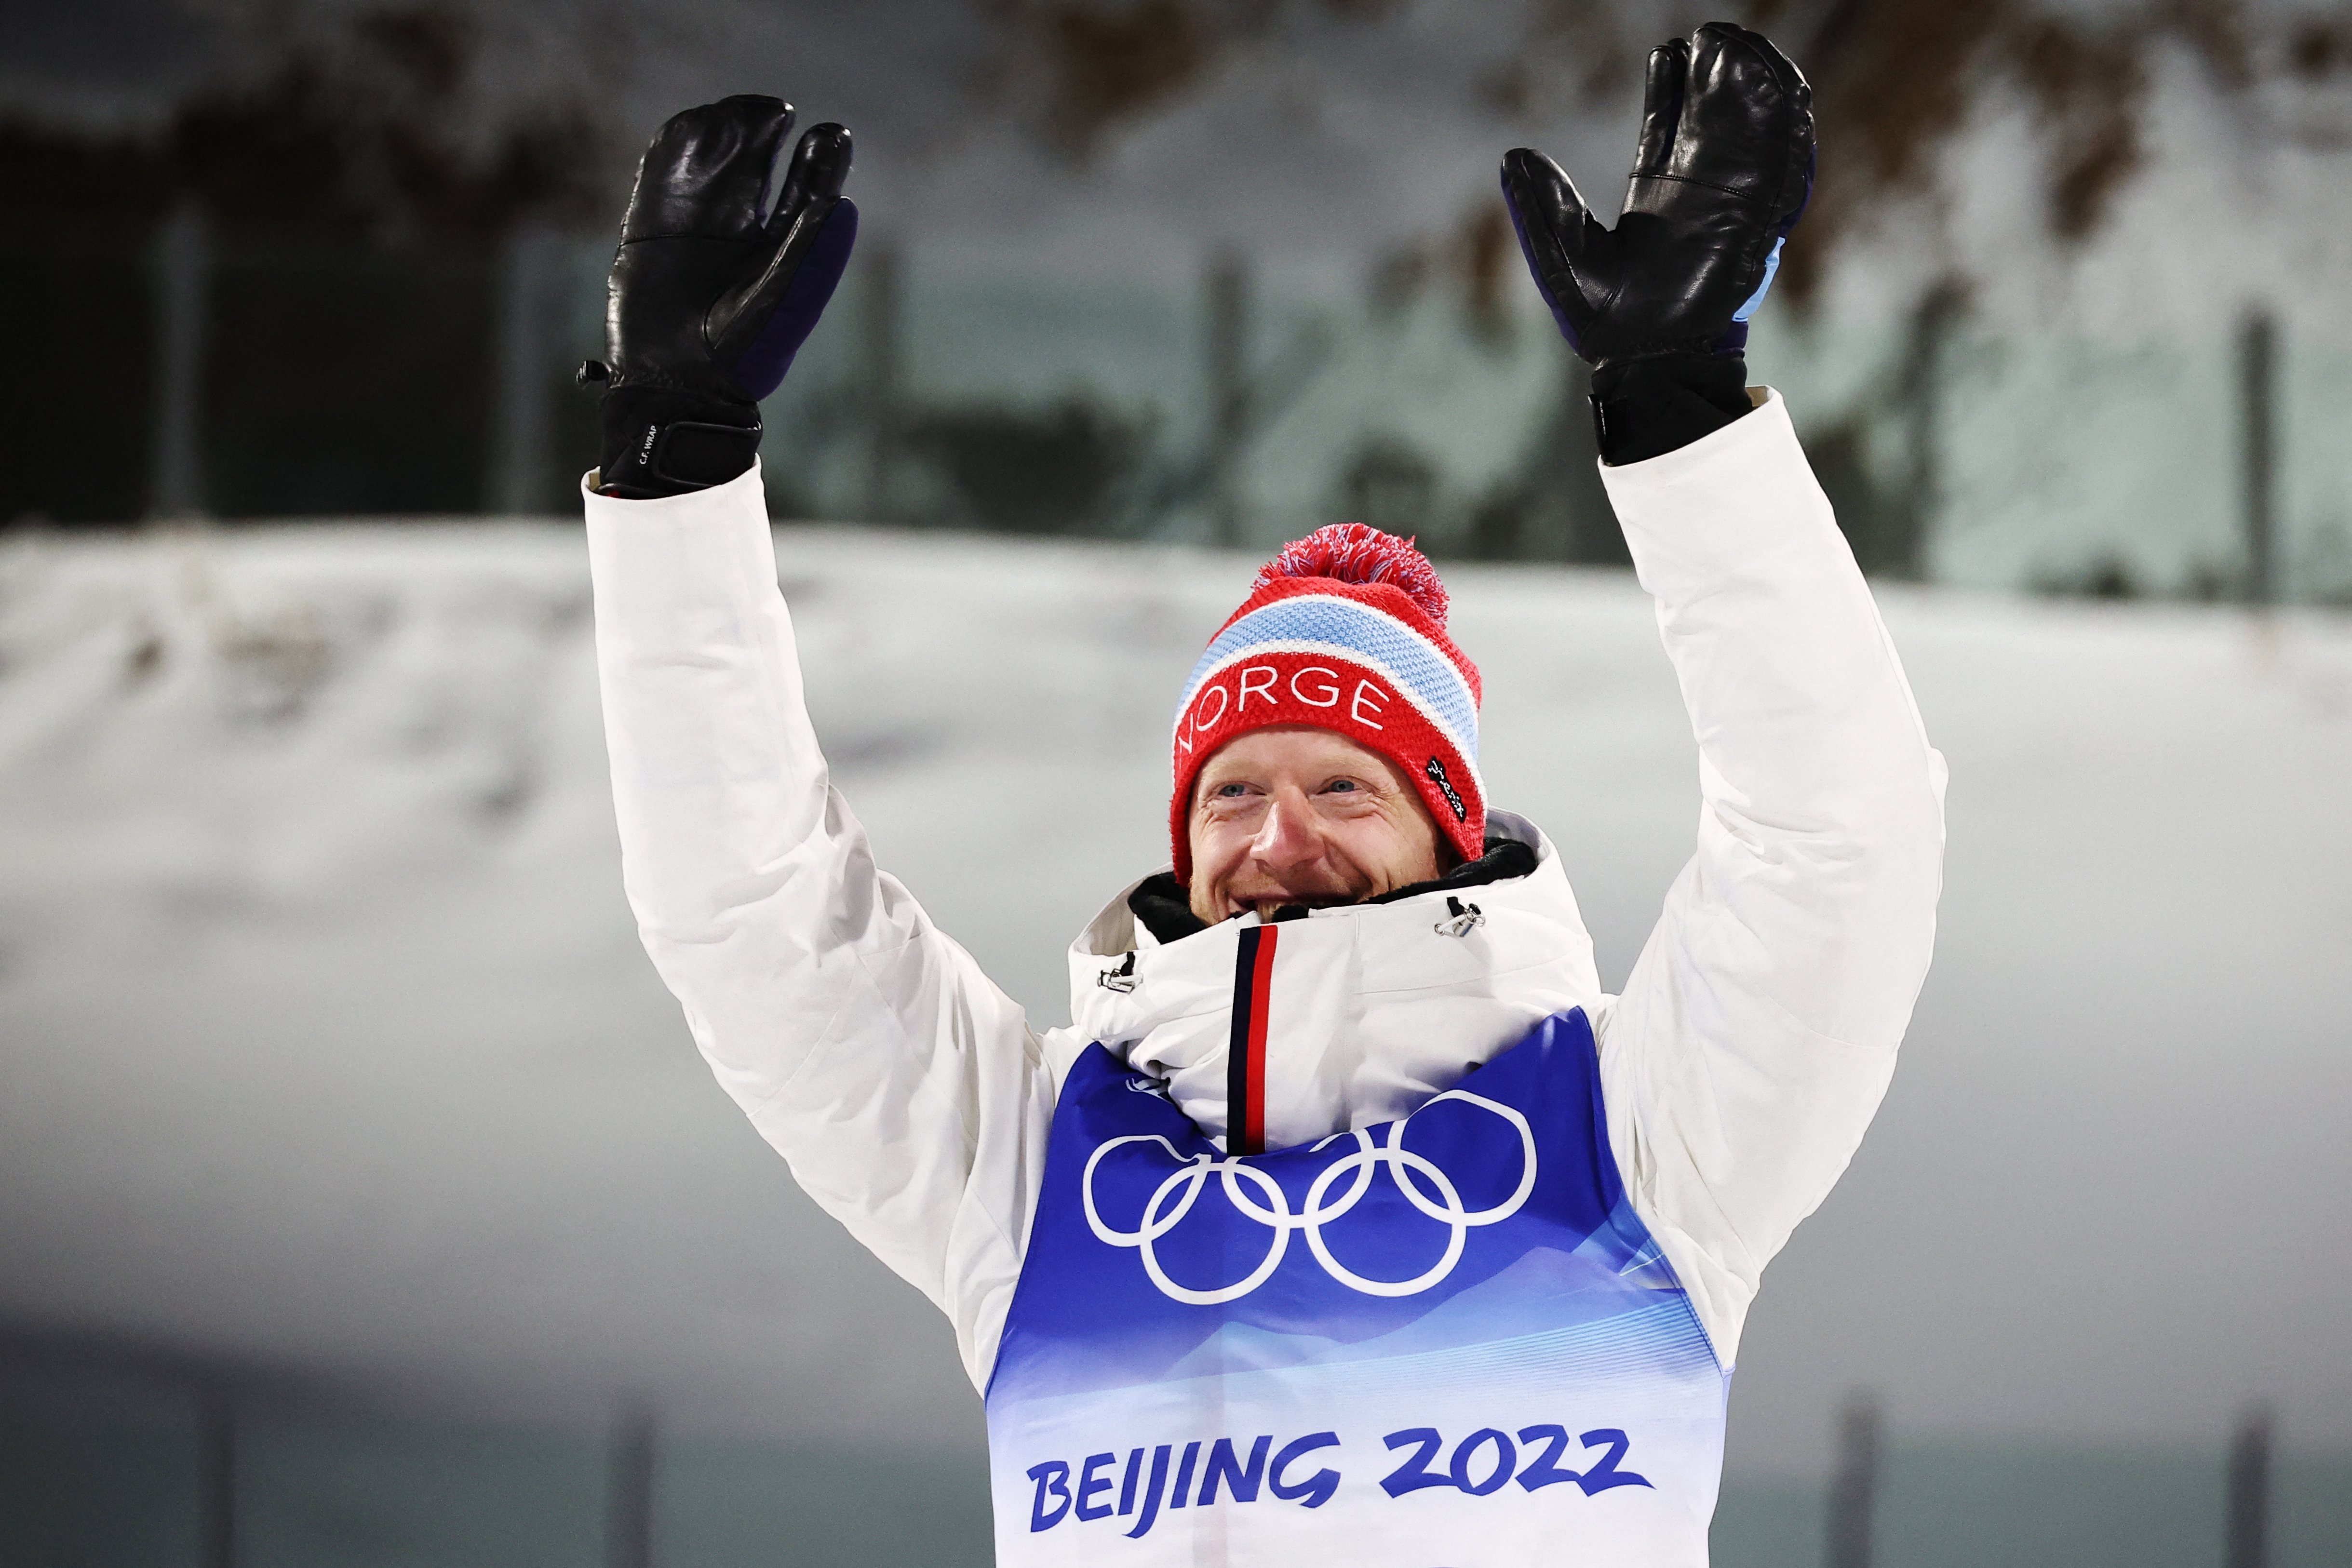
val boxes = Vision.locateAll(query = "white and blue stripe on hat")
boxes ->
[1173,592,1481,763]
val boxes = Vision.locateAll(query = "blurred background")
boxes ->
[1,0,2349,1564]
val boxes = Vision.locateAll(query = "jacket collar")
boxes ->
[1060,811,1603,1151]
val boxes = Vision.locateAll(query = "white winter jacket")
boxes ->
[584,389,1947,1391]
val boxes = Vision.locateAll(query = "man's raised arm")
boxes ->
[582,99,1049,1385]
[1505,25,1947,1365]
[1598,390,1945,1367]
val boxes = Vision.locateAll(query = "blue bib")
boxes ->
[984,1010,1730,1567]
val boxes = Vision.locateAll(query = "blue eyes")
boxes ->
[1213,779,1357,799]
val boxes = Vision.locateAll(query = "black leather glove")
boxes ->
[588,96,857,499]
[1502,23,1812,463]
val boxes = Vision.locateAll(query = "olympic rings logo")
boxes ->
[1080,1091,1537,1305]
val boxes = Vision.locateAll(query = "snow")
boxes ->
[0,520,2347,1484]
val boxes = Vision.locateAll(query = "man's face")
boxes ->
[1185,726,1446,925]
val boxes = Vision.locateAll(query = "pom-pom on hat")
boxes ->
[1170,523,1485,881]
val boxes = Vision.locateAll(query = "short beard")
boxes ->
[1188,874,1371,926]
[1186,840,1461,926]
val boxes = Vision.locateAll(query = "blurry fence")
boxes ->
[9,219,2352,604]
[5,1356,2348,1568]
[2,219,598,526]
[0,1356,994,1568]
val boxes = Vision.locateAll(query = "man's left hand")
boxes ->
[1501,23,1813,366]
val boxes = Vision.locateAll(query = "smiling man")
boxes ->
[1170,525,1480,928]
[1187,723,1448,924]
[585,23,1944,1568]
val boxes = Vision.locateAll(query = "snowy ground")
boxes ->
[0,519,2347,1497]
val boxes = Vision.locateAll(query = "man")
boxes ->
[584,23,1944,1566]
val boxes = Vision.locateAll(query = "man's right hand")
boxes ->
[591,96,857,499]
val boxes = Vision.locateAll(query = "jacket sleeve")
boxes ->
[1592,390,1948,1367]
[584,464,1053,1388]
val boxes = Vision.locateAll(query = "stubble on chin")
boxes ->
[1193,868,1376,925]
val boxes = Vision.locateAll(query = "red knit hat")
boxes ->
[1169,524,1484,882]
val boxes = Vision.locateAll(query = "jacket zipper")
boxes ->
[1226,925,1278,1154]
